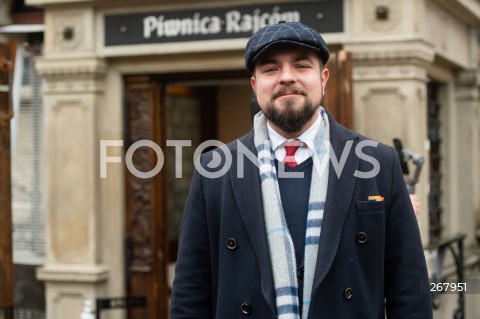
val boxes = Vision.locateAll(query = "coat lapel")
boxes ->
[312,113,359,293]
[229,132,276,316]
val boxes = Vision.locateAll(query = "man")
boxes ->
[170,21,432,318]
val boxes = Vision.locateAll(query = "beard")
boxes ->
[263,87,318,133]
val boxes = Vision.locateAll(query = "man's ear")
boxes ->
[250,76,256,93]
[321,67,329,84]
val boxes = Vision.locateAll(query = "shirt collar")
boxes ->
[266,108,322,153]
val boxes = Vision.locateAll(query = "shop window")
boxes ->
[165,86,203,246]
[165,85,217,262]
[10,42,46,319]
[11,43,45,263]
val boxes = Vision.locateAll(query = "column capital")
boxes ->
[346,40,434,83]
[346,39,435,67]
[35,57,106,94]
[455,69,480,87]
[36,56,106,78]
[455,69,480,102]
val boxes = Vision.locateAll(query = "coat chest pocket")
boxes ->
[354,201,385,242]
[356,200,385,213]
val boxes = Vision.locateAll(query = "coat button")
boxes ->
[356,232,368,244]
[227,238,237,250]
[240,303,252,315]
[343,288,353,300]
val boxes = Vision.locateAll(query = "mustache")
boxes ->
[271,87,307,100]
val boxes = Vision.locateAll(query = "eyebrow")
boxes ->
[294,55,314,63]
[256,54,314,67]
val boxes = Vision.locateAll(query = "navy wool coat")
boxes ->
[170,113,432,319]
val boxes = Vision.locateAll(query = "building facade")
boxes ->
[9,0,480,318]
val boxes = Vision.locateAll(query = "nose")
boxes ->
[278,67,297,85]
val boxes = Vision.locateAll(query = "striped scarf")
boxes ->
[254,109,330,319]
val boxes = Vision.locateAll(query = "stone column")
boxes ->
[476,83,480,242]
[344,0,435,243]
[448,70,480,246]
[347,48,433,243]
[34,5,110,319]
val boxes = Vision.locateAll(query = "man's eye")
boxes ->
[263,67,277,73]
[296,64,310,69]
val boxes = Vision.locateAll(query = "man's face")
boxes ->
[250,45,329,135]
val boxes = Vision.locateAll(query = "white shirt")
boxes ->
[266,108,322,165]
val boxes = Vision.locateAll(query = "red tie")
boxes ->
[283,140,302,167]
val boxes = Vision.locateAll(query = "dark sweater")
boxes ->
[276,157,313,314]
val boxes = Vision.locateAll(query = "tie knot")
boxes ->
[284,140,302,156]
[283,140,303,167]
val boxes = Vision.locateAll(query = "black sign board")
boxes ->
[96,296,147,310]
[95,297,147,319]
[104,0,343,46]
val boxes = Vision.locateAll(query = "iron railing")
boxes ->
[427,233,466,319]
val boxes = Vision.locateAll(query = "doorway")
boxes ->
[123,70,251,319]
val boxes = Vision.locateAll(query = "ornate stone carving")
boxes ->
[125,85,154,271]
[35,58,106,94]
[455,70,480,102]
[365,0,401,31]
[35,57,106,77]
[354,64,428,82]
[456,70,480,88]
[351,45,435,66]
[53,13,83,51]
[124,77,176,318]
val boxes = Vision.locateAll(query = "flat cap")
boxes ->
[245,21,330,73]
